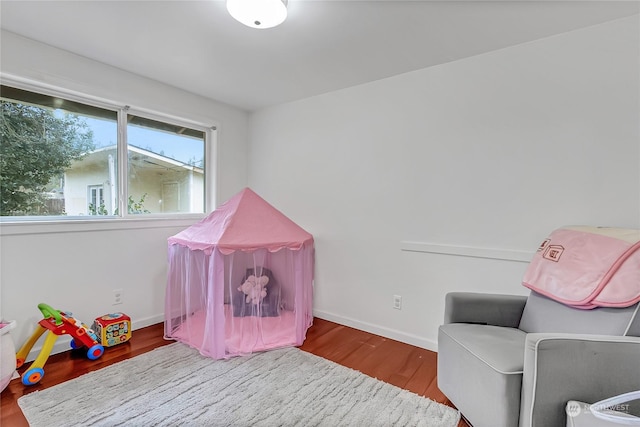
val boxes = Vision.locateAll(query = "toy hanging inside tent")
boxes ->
[15,303,104,386]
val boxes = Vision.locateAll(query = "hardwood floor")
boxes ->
[1,318,463,426]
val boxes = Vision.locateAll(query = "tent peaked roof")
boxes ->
[168,188,313,254]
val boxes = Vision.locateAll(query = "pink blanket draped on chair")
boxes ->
[522,226,640,309]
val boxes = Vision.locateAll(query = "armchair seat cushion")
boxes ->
[438,324,526,427]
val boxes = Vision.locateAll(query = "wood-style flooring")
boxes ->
[1,318,464,426]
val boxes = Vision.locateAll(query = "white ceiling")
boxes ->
[1,1,638,112]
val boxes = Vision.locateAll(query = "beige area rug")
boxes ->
[18,343,460,426]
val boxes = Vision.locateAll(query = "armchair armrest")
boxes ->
[444,292,527,327]
[519,333,640,427]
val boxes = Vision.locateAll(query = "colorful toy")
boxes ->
[15,303,104,386]
[92,313,131,347]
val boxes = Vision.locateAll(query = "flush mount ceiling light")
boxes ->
[227,0,288,29]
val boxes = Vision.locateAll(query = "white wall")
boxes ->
[0,31,249,357]
[248,16,640,350]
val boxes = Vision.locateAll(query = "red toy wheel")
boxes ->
[87,344,104,360]
[70,339,80,349]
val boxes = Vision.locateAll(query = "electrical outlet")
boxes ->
[113,288,124,305]
[393,295,402,310]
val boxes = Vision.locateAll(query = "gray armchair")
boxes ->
[437,291,640,427]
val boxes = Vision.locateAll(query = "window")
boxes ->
[87,185,105,215]
[126,114,205,214]
[0,84,210,219]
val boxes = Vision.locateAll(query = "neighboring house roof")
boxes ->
[69,145,203,174]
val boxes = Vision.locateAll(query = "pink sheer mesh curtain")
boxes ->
[298,242,314,342]
[165,244,313,359]
[220,247,313,357]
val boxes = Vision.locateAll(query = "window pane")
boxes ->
[127,114,205,214]
[0,85,118,217]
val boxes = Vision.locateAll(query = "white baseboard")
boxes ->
[313,309,438,352]
[131,314,165,330]
[25,336,75,363]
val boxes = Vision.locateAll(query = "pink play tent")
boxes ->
[164,188,314,359]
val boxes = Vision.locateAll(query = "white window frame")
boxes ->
[87,185,105,215]
[0,76,218,234]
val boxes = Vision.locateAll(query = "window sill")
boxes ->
[0,214,206,236]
